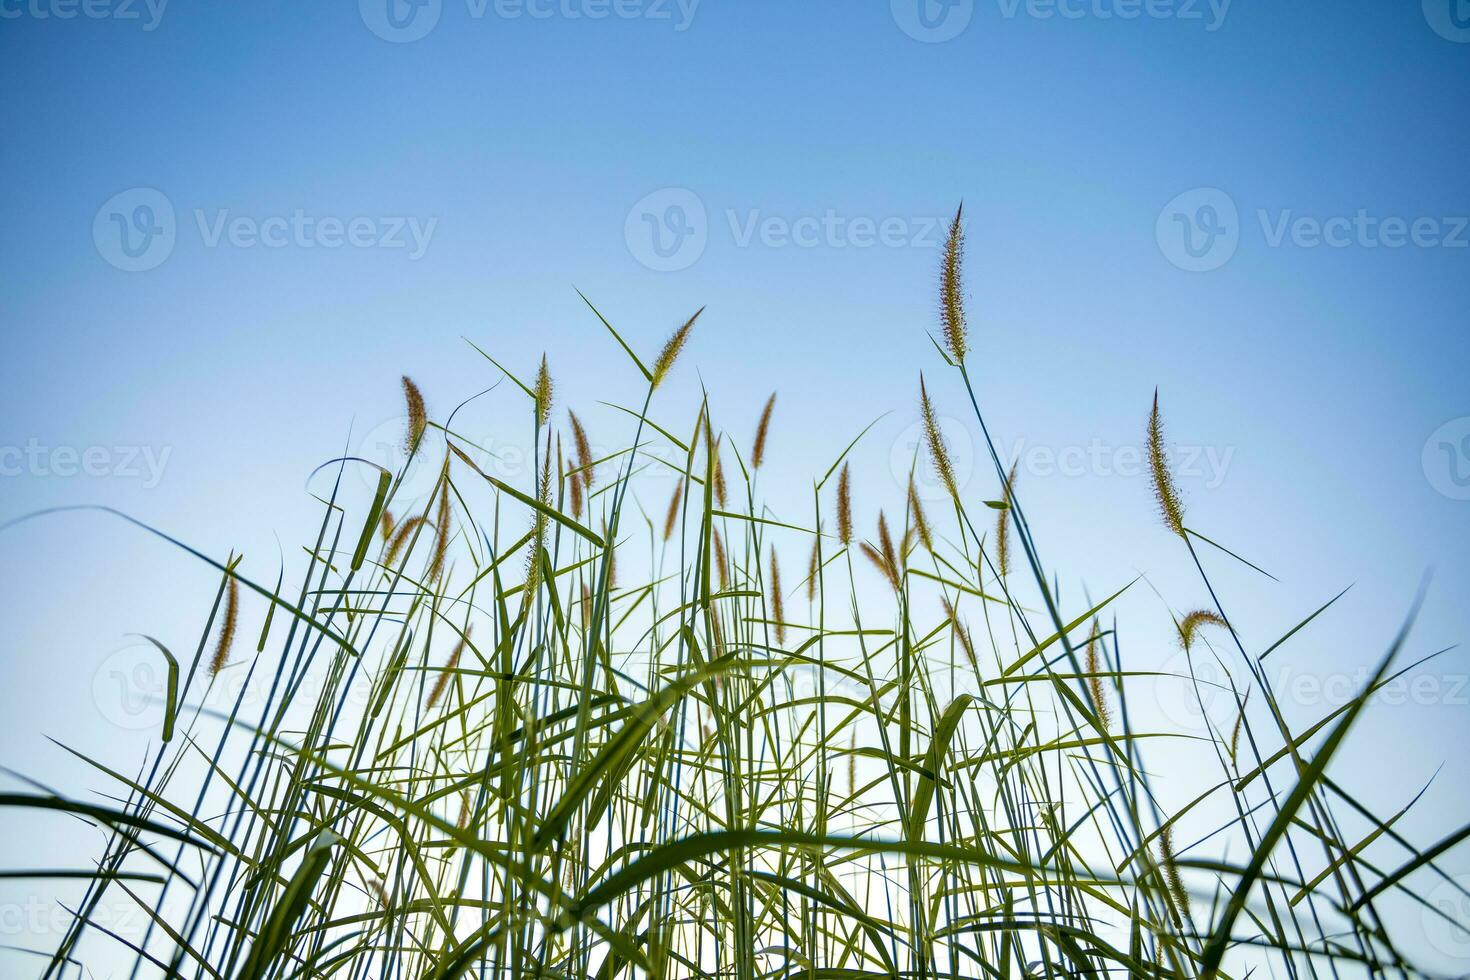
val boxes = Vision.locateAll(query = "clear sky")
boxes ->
[2,0,1468,972]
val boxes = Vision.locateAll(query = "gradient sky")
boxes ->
[2,0,1468,972]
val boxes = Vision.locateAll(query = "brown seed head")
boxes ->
[920,376,959,501]
[651,307,703,389]
[836,463,853,546]
[940,203,968,363]
[1147,389,1187,538]
[402,376,427,455]
[751,392,776,469]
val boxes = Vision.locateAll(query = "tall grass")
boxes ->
[7,210,1467,979]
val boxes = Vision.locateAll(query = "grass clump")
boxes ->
[4,220,1465,980]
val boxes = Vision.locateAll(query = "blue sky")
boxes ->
[2,0,1469,971]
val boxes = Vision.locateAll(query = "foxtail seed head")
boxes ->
[751,392,776,469]
[1147,390,1186,538]
[534,356,553,427]
[651,308,703,390]
[209,571,239,677]
[919,376,959,502]
[940,203,968,363]
[836,463,853,546]
[402,376,428,455]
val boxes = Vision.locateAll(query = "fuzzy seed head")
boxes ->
[402,376,427,455]
[209,572,239,677]
[751,392,776,469]
[534,356,554,427]
[940,203,968,363]
[1147,390,1186,538]
[837,463,853,546]
[920,376,959,502]
[651,308,703,390]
